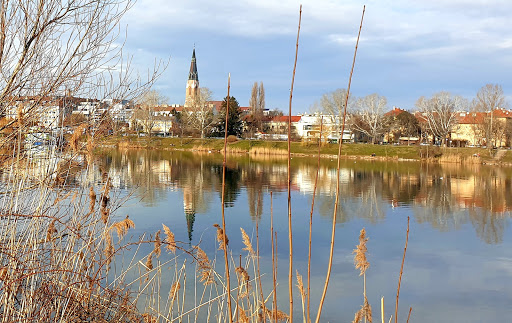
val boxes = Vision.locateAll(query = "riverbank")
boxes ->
[98,135,512,165]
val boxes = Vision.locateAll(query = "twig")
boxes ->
[395,216,410,323]
[288,5,302,322]
[315,5,366,323]
[406,307,412,323]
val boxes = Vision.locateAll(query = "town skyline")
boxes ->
[120,0,512,113]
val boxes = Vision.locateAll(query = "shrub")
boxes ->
[227,135,238,143]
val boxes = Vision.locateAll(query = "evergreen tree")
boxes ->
[216,96,242,137]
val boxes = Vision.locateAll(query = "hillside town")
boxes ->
[1,49,510,148]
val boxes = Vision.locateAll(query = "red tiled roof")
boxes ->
[456,112,484,124]
[491,109,512,118]
[456,109,512,124]
[384,107,406,117]
[271,116,301,123]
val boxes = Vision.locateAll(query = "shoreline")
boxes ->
[97,136,512,167]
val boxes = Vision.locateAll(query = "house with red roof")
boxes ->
[451,109,512,147]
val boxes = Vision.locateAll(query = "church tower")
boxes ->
[185,48,199,107]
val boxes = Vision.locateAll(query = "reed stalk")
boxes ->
[315,6,365,323]
[307,117,323,323]
[395,216,410,323]
[287,5,302,322]
[270,191,278,322]
[381,297,385,323]
[256,222,267,322]
[221,73,233,323]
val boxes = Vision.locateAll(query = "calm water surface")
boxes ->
[89,149,512,322]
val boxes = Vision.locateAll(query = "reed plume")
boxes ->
[153,230,162,257]
[0,267,8,281]
[353,228,372,323]
[261,304,290,322]
[353,297,372,323]
[145,252,154,270]
[238,307,250,323]
[46,219,58,241]
[193,246,214,285]
[104,233,115,267]
[142,313,157,323]
[112,215,135,240]
[162,224,176,253]
[213,223,229,250]
[236,265,251,298]
[296,270,307,323]
[169,281,180,302]
[354,228,369,276]
[240,227,255,255]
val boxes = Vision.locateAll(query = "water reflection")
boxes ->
[87,149,512,244]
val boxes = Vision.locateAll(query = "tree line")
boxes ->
[317,84,509,146]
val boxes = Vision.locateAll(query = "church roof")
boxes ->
[188,49,199,81]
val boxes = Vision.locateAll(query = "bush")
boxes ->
[419,146,442,158]
[227,135,238,143]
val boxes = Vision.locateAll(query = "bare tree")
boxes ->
[246,82,265,137]
[351,93,388,143]
[0,1,167,321]
[258,82,265,112]
[416,92,467,146]
[0,0,162,140]
[471,84,508,147]
[317,89,353,135]
[133,90,168,136]
[249,82,258,113]
[184,87,216,138]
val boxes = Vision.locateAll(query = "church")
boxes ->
[184,48,199,108]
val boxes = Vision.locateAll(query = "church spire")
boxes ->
[188,48,198,82]
[185,47,200,107]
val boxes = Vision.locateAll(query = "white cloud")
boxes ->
[120,0,512,110]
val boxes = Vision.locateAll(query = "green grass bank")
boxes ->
[98,135,512,164]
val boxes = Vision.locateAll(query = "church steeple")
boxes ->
[188,48,198,81]
[185,48,199,107]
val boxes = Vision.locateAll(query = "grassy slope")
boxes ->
[100,135,511,163]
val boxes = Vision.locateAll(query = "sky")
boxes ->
[120,0,512,114]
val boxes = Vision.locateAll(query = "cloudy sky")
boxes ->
[121,0,512,114]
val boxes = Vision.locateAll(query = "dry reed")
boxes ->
[162,224,176,253]
[315,6,366,323]
[213,223,229,250]
[395,216,410,323]
[249,147,287,156]
[287,6,303,321]
[354,228,369,276]
[240,227,255,255]
[220,72,234,323]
